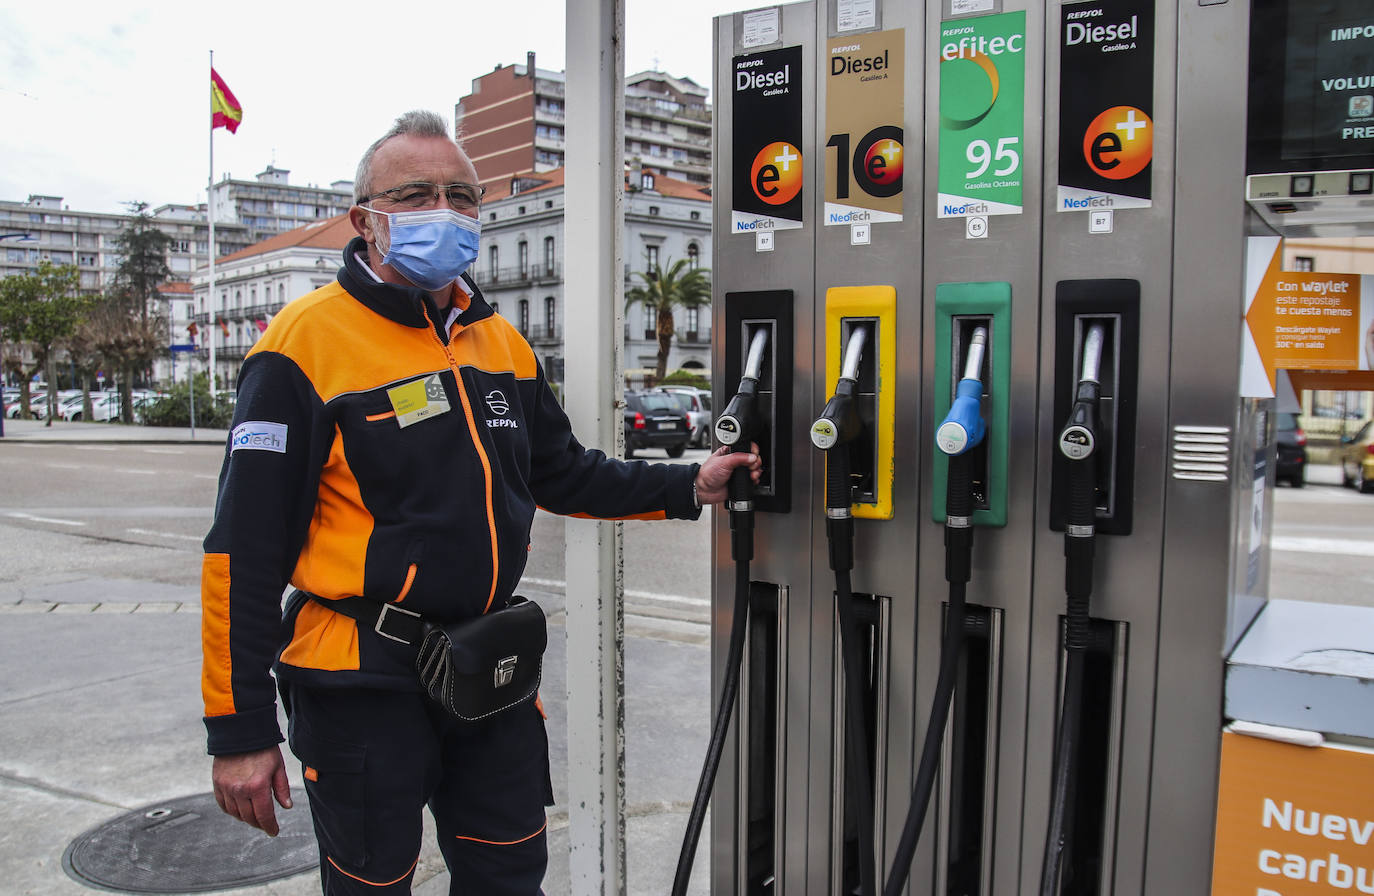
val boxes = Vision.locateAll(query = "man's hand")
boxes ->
[694,443,762,506]
[212,746,293,837]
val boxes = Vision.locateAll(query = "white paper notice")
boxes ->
[837,0,876,31]
[741,8,781,47]
[951,0,995,13]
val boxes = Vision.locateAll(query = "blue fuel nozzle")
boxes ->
[936,327,987,456]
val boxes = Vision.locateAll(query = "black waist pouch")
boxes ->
[415,597,547,722]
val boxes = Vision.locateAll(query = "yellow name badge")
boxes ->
[387,373,451,428]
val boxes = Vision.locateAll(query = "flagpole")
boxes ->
[208,49,218,398]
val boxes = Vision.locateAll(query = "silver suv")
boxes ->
[656,387,713,448]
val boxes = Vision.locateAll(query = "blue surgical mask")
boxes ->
[368,207,481,291]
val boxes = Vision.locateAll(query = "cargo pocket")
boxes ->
[289,725,369,870]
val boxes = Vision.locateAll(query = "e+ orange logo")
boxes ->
[1082,105,1152,180]
[751,141,803,205]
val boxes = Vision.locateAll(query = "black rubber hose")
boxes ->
[1039,645,1086,896]
[1040,416,1097,896]
[835,567,877,896]
[830,444,876,896]
[882,452,975,896]
[673,466,753,896]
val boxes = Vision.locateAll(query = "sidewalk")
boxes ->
[0,417,714,895]
[1,416,230,444]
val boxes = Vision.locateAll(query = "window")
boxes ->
[170,239,191,253]
[690,210,701,221]
[641,173,655,190]
[544,236,555,274]
[643,305,657,340]
[491,301,499,315]
[684,306,699,336]
[645,245,659,271]
[1293,256,1315,272]
[518,240,529,276]
[78,253,97,266]
[489,245,499,281]
[648,206,660,216]
[687,243,699,269]
[518,299,530,334]
[544,296,556,334]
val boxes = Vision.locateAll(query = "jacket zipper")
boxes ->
[426,308,501,614]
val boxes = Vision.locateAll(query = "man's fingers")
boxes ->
[272,764,294,810]
[247,791,281,837]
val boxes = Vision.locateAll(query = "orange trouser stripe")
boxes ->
[325,854,418,887]
[453,818,548,846]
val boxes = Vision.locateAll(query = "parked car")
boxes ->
[1339,419,1374,493]
[657,386,713,448]
[8,390,48,419]
[623,389,690,458]
[1275,412,1307,488]
[60,392,123,422]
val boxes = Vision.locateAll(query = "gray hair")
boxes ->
[354,110,455,204]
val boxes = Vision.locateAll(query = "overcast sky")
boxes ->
[0,0,766,215]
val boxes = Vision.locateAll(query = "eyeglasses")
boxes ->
[359,182,485,211]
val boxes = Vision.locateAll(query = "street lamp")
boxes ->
[0,232,38,438]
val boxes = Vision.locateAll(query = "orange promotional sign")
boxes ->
[1212,731,1374,894]
[1242,236,1372,397]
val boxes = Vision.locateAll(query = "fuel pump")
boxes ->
[811,324,878,896]
[885,327,988,896]
[673,327,769,896]
[1039,323,1105,896]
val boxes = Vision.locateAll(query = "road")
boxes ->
[0,440,720,644]
[1,441,1371,615]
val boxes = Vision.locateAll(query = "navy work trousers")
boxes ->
[282,682,553,895]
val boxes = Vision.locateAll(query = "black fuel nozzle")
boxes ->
[937,327,988,585]
[811,326,869,572]
[1058,323,1105,650]
[716,327,770,560]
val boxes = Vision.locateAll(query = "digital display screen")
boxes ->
[1248,0,1374,175]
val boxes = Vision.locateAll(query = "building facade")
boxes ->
[456,56,712,192]
[190,168,713,392]
[209,165,355,242]
[0,195,252,294]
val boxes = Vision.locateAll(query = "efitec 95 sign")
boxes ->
[937,11,1027,218]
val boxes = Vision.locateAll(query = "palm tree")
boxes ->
[625,257,711,383]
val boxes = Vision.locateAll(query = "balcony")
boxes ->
[527,324,562,345]
[472,263,563,288]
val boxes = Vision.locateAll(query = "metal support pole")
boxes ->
[564,1,627,893]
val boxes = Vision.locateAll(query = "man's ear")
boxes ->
[348,206,373,242]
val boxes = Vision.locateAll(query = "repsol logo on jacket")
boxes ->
[484,389,520,429]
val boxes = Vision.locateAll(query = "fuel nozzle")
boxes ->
[811,326,868,462]
[715,327,770,559]
[1059,322,1105,645]
[811,325,869,573]
[937,326,988,586]
[936,327,988,458]
[715,327,769,458]
[1058,323,1104,473]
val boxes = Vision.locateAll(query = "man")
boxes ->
[202,110,759,895]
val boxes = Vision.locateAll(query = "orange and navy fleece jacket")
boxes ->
[201,237,700,756]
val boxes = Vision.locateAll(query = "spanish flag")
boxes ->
[211,68,243,133]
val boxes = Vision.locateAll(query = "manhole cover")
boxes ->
[63,790,317,893]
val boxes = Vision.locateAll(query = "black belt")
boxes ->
[311,594,425,646]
